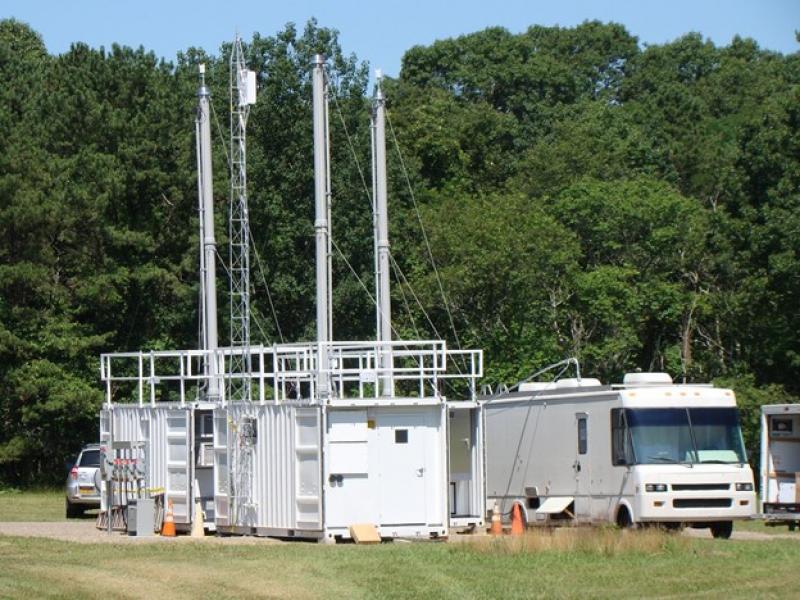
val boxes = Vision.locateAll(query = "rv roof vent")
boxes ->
[555,378,603,389]
[519,382,557,392]
[622,372,673,386]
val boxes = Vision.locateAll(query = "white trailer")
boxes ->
[484,372,756,538]
[100,342,485,540]
[760,404,800,528]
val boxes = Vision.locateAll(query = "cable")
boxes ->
[330,236,432,366]
[209,87,286,345]
[388,252,444,341]
[386,111,463,352]
[329,67,470,378]
[388,252,466,377]
[247,221,285,344]
[326,70,374,212]
[248,304,272,347]
[209,98,231,170]
[389,254,423,340]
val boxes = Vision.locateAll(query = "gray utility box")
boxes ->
[127,498,155,537]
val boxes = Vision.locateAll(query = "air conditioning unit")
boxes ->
[197,442,214,467]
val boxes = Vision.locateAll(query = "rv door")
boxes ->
[574,412,590,519]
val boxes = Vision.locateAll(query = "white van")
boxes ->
[484,372,756,538]
[760,404,800,528]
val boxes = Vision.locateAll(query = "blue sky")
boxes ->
[4,0,798,76]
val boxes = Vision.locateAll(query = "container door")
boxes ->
[325,410,376,529]
[213,408,230,526]
[295,407,322,530]
[574,412,590,519]
[165,408,192,524]
[99,409,112,513]
[447,403,485,521]
[378,412,428,525]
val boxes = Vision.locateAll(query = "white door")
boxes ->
[295,407,322,530]
[574,412,591,519]
[447,404,484,521]
[213,409,230,527]
[324,410,377,529]
[378,412,428,525]
[165,409,192,524]
[99,410,111,512]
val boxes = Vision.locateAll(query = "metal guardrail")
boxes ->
[100,340,483,406]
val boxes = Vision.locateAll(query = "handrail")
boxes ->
[100,340,483,406]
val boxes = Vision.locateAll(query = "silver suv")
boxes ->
[65,443,101,518]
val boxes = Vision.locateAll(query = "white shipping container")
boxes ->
[99,342,485,540]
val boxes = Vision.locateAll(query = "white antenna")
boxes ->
[196,62,220,401]
[371,68,393,397]
[229,35,255,403]
[312,54,331,398]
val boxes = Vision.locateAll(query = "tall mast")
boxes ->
[312,55,331,397]
[371,70,393,397]
[229,36,256,402]
[197,63,220,400]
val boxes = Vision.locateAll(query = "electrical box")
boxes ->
[198,442,214,467]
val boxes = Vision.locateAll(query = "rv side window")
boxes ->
[577,417,587,455]
[611,409,630,465]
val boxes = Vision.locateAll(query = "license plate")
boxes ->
[79,486,95,495]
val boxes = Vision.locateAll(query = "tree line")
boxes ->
[0,18,797,484]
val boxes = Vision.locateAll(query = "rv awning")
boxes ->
[535,496,574,514]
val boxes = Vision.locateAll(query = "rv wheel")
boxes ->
[710,521,733,539]
[615,506,633,529]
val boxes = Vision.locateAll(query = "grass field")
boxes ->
[1,490,799,599]
[0,489,70,522]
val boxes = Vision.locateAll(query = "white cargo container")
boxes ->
[484,372,756,538]
[760,404,800,528]
[100,342,485,540]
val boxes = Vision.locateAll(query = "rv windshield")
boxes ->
[626,408,746,465]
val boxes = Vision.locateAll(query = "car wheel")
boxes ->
[710,521,733,539]
[66,498,83,519]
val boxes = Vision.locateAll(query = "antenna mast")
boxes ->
[371,70,393,397]
[312,55,331,398]
[197,63,221,401]
[229,36,256,402]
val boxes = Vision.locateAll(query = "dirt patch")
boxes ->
[0,520,284,544]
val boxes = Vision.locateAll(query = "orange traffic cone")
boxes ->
[161,499,176,537]
[511,502,525,536]
[490,501,503,536]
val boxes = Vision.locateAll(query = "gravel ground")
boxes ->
[2,519,799,544]
[0,520,284,544]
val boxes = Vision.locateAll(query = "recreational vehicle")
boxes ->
[484,372,756,538]
[98,48,485,541]
[760,404,800,528]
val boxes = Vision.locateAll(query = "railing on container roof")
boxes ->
[100,340,483,407]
